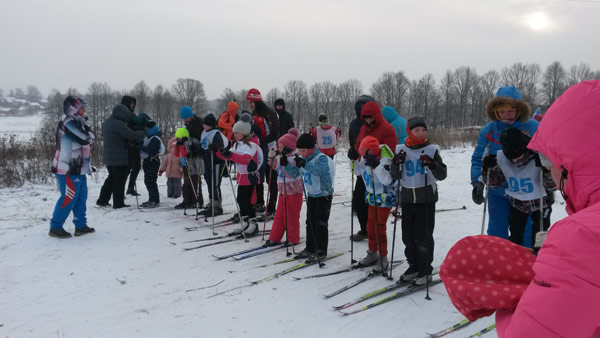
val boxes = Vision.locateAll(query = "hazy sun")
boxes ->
[527,12,550,31]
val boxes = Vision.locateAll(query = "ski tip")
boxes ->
[338,310,349,316]
[462,205,467,209]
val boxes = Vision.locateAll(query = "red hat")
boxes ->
[361,101,381,118]
[278,128,299,151]
[359,136,380,157]
[440,235,536,322]
[246,88,262,102]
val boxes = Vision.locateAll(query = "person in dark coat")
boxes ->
[274,98,294,136]
[347,95,375,241]
[97,104,146,209]
[120,95,143,196]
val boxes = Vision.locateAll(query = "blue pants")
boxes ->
[50,174,88,230]
[487,187,533,247]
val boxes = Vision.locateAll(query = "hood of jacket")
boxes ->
[528,80,600,214]
[382,106,400,124]
[485,96,532,122]
[111,104,132,122]
[354,95,375,119]
[360,102,386,129]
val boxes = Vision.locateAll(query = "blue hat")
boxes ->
[147,124,159,136]
[180,106,194,119]
[496,86,522,100]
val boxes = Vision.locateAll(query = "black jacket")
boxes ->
[274,99,294,135]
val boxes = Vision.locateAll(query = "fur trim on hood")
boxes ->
[485,96,532,122]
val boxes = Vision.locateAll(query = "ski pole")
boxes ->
[481,168,490,235]
[299,164,324,268]
[350,160,356,265]
[262,152,275,241]
[211,151,217,235]
[421,152,431,301]
[388,159,402,280]
[369,165,387,277]
[224,160,248,242]
[134,179,139,209]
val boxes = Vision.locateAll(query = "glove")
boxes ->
[268,149,278,158]
[180,157,187,167]
[364,154,380,168]
[482,155,497,169]
[348,147,359,161]
[221,147,233,158]
[393,150,406,165]
[280,155,289,167]
[294,155,306,168]
[282,146,293,156]
[419,154,436,169]
[209,143,221,152]
[472,182,485,205]
[158,170,164,176]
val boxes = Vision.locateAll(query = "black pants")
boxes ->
[183,170,203,207]
[401,202,435,276]
[266,165,278,213]
[509,206,551,247]
[98,165,129,208]
[126,148,141,192]
[352,176,369,232]
[237,185,256,219]
[204,159,223,202]
[143,157,160,203]
[305,195,332,255]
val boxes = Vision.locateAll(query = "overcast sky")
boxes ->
[1,0,599,99]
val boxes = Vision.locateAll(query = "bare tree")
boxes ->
[408,74,437,120]
[500,62,541,104]
[370,71,410,113]
[542,61,567,107]
[335,79,363,128]
[567,62,595,86]
[171,78,207,116]
[25,85,43,103]
[452,66,479,127]
[266,88,282,106]
[284,80,309,128]
[131,80,152,115]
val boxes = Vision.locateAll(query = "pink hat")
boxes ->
[246,88,262,102]
[278,128,299,151]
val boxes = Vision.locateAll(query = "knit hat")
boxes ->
[296,133,316,149]
[361,101,381,118]
[227,101,240,114]
[407,116,427,130]
[359,136,380,157]
[500,127,531,160]
[121,95,137,112]
[180,106,194,119]
[203,113,217,128]
[440,235,536,321]
[278,128,299,151]
[319,114,329,124]
[63,96,87,116]
[240,111,253,124]
[232,121,251,135]
[246,88,262,102]
[147,124,160,136]
[175,127,189,139]
[274,98,285,109]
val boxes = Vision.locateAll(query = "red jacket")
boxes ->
[354,104,398,154]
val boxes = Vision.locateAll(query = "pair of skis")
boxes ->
[182,231,270,251]
[292,260,404,281]
[427,319,496,338]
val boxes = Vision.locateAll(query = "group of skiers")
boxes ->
[48,80,600,336]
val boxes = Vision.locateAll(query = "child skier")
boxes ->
[311,114,337,159]
[216,120,263,236]
[481,127,556,247]
[264,128,303,247]
[201,113,229,216]
[392,116,447,285]
[357,136,397,272]
[293,134,335,260]
[139,121,165,208]
[159,129,186,199]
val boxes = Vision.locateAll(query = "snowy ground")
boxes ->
[0,113,44,141]
[0,146,568,338]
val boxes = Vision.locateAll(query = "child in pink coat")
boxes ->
[264,128,303,246]
[159,137,183,198]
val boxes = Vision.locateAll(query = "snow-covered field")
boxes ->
[0,147,568,338]
[0,113,45,141]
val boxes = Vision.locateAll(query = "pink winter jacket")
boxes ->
[159,137,182,179]
[497,80,600,337]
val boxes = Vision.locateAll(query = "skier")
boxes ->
[49,96,96,238]
[159,132,184,199]
[293,133,335,260]
[216,120,263,235]
[481,127,556,247]
[356,136,396,272]
[311,114,337,159]
[202,113,229,216]
[347,95,376,242]
[264,128,303,247]
[274,98,295,136]
[470,86,538,241]
[97,103,145,209]
[139,121,165,207]
[381,105,408,145]
[392,116,447,286]
[175,106,205,210]
[246,88,279,219]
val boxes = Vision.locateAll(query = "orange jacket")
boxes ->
[218,102,239,139]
